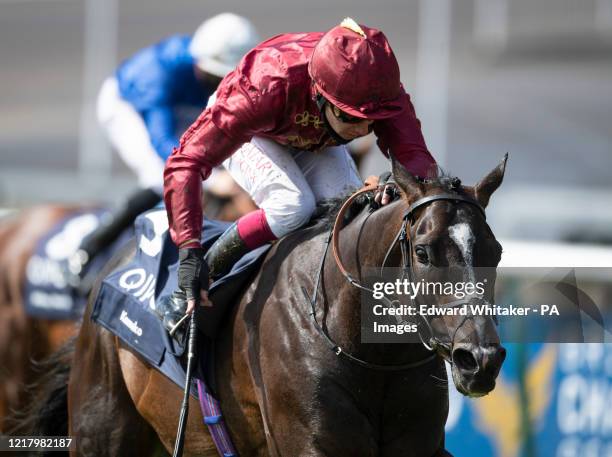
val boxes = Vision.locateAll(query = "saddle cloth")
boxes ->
[23,209,132,320]
[91,208,270,393]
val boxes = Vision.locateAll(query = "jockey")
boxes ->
[68,13,260,281]
[160,18,438,331]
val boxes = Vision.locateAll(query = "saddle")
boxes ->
[91,209,270,363]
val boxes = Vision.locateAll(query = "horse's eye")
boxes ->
[415,245,429,264]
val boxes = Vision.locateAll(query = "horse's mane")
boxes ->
[310,191,374,231]
[425,169,465,193]
[309,168,465,231]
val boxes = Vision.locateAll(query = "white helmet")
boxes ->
[190,13,260,78]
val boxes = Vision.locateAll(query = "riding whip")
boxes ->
[172,308,198,457]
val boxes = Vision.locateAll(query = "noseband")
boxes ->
[302,184,487,371]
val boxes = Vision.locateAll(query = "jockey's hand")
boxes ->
[178,247,212,315]
[374,171,398,206]
[186,288,213,315]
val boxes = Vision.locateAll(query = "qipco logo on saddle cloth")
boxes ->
[25,212,102,313]
[27,213,100,289]
[117,210,169,311]
[90,209,171,367]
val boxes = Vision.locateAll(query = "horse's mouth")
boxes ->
[457,380,496,398]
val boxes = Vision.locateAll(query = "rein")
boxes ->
[302,184,487,371]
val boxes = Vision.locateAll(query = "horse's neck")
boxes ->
[332,201,406,280]
[321,202,406,350]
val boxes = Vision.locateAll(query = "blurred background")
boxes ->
[1,0,611,455]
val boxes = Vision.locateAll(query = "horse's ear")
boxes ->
[473,154,508,208]
[392,157,424,202]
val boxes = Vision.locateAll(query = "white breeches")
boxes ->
[222,137,363,238]
[96,77,166,192]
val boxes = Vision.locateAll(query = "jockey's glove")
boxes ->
[372,171,399,209]
[178,247,209,303]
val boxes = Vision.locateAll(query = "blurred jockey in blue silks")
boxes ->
[68,13,260,281]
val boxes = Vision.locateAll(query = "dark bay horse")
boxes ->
[33,156,508,456]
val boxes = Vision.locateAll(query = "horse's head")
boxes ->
[392,156,508,397]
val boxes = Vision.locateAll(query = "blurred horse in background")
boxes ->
[0,205,79,431]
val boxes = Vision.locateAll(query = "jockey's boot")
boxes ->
[67,187,161,291]
[205,223,250,279]
[155,289,189,341]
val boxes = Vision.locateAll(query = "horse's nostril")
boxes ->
[481,346,506,376]
[453,348,478,373]
[498,347,507,364]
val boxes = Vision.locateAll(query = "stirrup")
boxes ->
[169,313,191,337]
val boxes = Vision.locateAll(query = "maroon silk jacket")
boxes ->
[163,32,437,247]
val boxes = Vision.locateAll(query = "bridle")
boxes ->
[302,183,487,371]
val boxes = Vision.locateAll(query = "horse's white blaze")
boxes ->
[449,222,476,282]
[449,223,474,264]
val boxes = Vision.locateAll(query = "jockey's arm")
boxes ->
[373,90,438,178]
[163,115,246,249]
[163,74,285,249]
[143,106,179,162]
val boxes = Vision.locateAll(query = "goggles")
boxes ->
[329,103,366,124]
